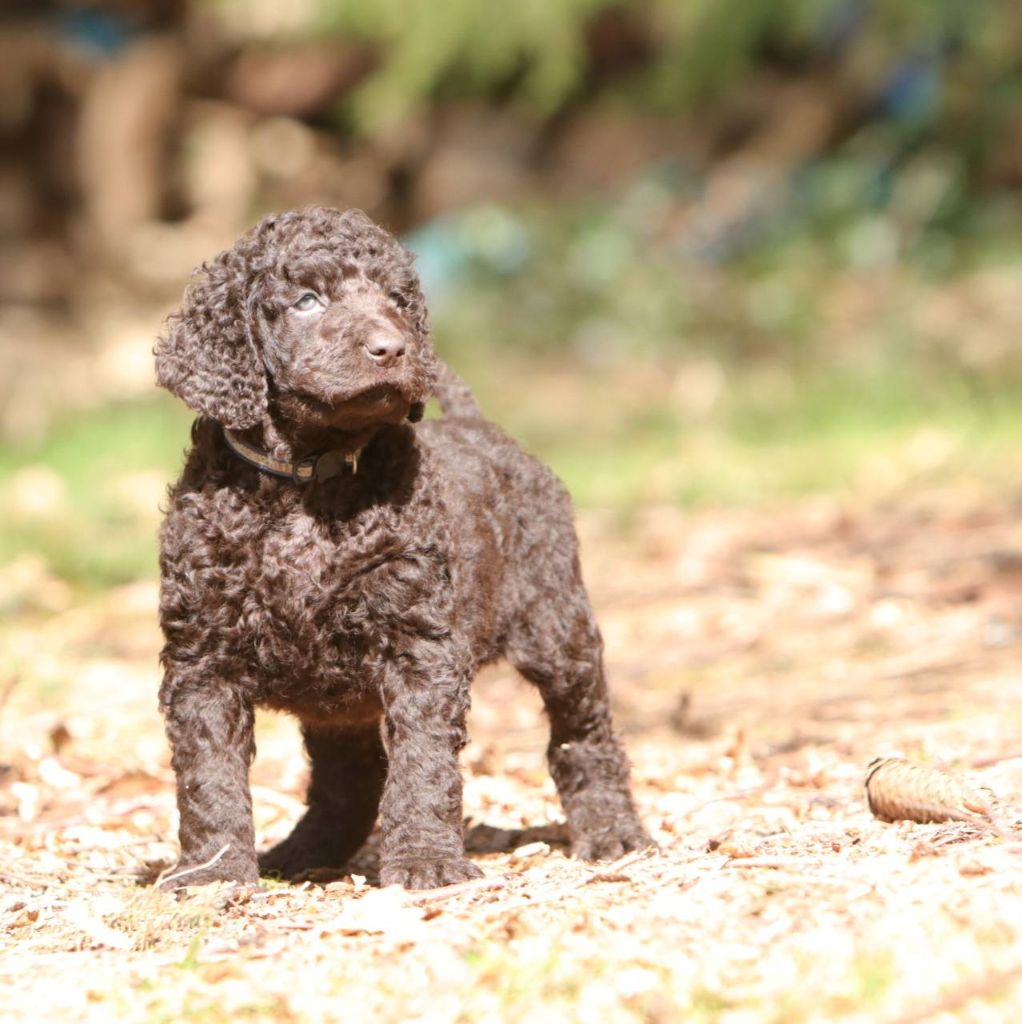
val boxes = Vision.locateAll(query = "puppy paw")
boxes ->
[258,840,336,882]
[571,821,654,862]
[380,856,484,890]
[258,808,371,881]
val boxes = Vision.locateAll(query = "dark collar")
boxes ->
[223,428,361,484]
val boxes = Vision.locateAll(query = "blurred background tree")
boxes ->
[3,0,1022,590]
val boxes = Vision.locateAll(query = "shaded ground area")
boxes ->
[2,484,1022,1022]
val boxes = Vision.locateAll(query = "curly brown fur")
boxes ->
[155,206,649,890]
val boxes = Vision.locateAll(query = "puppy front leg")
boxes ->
[377,647,482,889]
[160,675,258,888]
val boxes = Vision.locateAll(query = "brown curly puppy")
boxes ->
[155,206,649,890]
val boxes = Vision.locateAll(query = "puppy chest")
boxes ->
[238,522,441,672]
[242,532,370,660]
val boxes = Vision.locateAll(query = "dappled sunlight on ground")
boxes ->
[3,487,1022,1021]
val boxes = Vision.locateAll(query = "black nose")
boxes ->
[363,329,406,366]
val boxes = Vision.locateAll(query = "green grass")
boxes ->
[0,397,192,590]
[3,361,1022,591]
[481,356,1022,508]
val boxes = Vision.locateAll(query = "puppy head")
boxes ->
[156,207,437,433]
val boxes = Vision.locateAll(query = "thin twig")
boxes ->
[684,784,773,818]
[722,861,872,889]
[476,847,657,919]
[587,847,656,880]
[0,793,174,840]
[886,962,1022,1024]
[725,856,834,869]
[153,845,231,888]
[411,877,507,904]
[0,871,51,890]
[0,673,22,738]
[971,752,1022,770]
[0,673,20,715]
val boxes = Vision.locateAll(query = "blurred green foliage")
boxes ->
[226,0,1022,136]
[417,184,1022,370]
[7,170,1022,587]
[6,1,1022,591]
[4,335,1020,590]
[0,400,191,589]
[315,0,606,124]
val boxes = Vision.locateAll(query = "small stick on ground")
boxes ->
[886,962,1022,1024]
[0,673,21,734]
[153,845,231,889]
[411,877,507,904]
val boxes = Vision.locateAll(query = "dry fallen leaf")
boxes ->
[321,886,428,940]
[6,488,1022,1022]
[62,900,134,951]
[510,841,551,863]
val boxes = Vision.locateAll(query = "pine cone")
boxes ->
[864,757,995,825]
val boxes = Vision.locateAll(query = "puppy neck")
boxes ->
[234,411,379,469]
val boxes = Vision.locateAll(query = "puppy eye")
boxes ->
[389,291,409,310]
[292,292,322,312]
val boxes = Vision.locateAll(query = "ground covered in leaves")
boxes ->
[3,484,1022,1023]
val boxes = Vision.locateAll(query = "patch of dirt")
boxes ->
[2,485,1022,1022]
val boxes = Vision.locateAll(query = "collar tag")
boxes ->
[312,449,357,482]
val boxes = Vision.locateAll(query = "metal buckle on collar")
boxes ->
[292,457,318,484]
[297,449,360,484]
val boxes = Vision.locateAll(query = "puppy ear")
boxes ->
[155,258,267,429]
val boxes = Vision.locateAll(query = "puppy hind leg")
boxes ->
[507,595,651,861]
[259,721,387,880]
